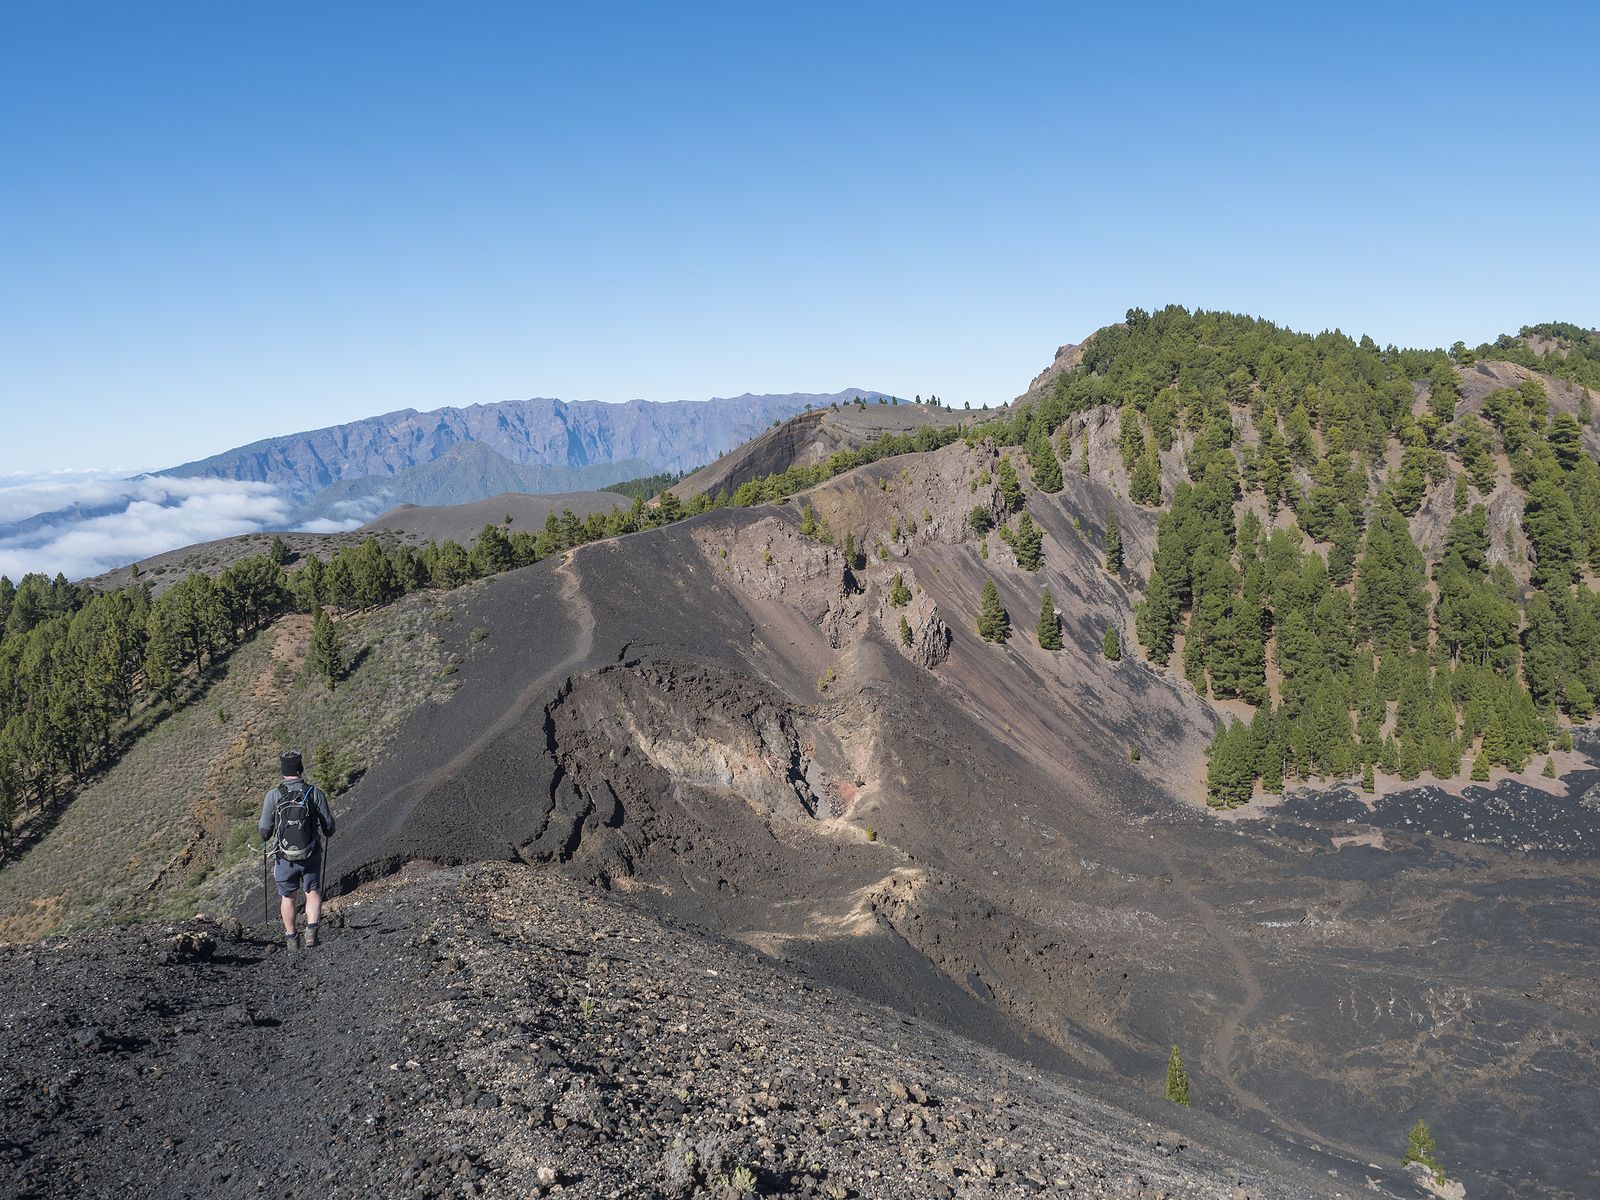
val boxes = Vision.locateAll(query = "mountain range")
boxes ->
[0,390,887,576]
[164,391,884,523]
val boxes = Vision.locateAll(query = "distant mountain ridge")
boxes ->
[288,441,652,527]
[161,391,884,499]
[0,390,886,571]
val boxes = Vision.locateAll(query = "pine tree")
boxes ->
[1361,760,1375,793]
[1471,749,1490,781]
[0,753,21,850]
[1102,625,1121,661]
[1118,402,1149,470]
[306,606,344,690]
[1136,568,1178,664]
[1037,590,1062,650]
[888,572,911,607]
[1027,416,1063,493]
[1401,1119,1443,1184]
[996,457,1023,511]
[1206,720,1256,806]
[1129,449,1162,507]
[843,532,862,570]
[1103,508,1122,574]
[1078,431,1089,477]
[1009,512,1044,570]
[1164,1045,1190,1105]
[977,578,1010,644]
[898,615,913,647]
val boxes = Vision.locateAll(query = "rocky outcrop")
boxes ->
[1018,340,1089,405]
[874,569,951,669]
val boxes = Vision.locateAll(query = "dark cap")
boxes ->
[279,750,304,778]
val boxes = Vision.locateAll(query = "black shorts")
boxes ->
[273,853,322,898]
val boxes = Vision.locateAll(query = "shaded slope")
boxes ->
[358,489,627,546]
[673,402,970,502]
[294,441,651,527]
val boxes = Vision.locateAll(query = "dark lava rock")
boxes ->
[0,863,1358,1199]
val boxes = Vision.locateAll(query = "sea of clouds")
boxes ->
[0,470,320,582]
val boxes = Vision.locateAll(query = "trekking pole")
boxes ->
[261,844,270,925]
[322,834,334,903]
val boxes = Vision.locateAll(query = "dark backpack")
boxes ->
[273,782,319,862]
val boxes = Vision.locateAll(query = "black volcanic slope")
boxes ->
[0,865,1348,1200]
[299,447,1600,1200]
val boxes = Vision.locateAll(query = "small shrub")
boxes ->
[865,826,877,842]
[1164,1044,1189,1104]
[469,627,488,644]
[579,996,596,1021]
[1129,744,1140,763]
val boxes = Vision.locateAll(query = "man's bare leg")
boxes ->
[306,888,321,927]
[280,893,297,937]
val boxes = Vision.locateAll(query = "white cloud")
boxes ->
[300,517,364,534]
[0,475,292,581]
[0,468,158,524]
[325,496,389,521]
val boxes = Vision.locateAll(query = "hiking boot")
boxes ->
[283,931,300,953]
[305,925,319,948]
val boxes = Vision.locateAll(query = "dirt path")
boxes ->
[1156,845,1267,1113]
[451,557,597,848]
[1154,841,1370,1158]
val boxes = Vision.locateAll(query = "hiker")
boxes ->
[259,749,335,949]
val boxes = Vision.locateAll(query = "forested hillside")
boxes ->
[978,307,1599,804]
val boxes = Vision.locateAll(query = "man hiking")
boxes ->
[259,749,336,950]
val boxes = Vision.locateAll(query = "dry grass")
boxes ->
[0,590,457,940]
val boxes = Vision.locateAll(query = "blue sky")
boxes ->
[2,1,1597,474]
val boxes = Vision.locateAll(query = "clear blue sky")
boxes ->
[3,1,1597,472]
